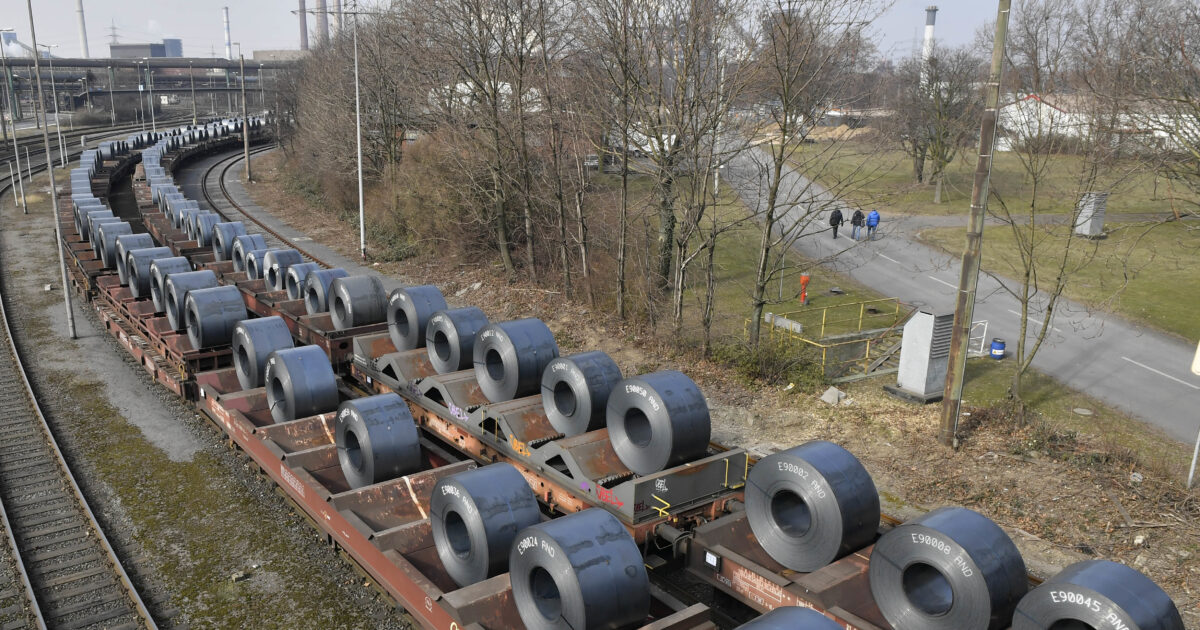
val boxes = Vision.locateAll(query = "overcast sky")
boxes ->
[0,0,999,60]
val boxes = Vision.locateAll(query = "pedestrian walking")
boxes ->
[829,208,844,239]
[851,208,865,241]
[867,209,880,241]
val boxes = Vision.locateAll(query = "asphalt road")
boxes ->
[723,146,1200,443]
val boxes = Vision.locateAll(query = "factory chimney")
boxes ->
[922,6,938,63]
[223,6,232,60]
[75,0,90,58]
[315,0,329,45]
[298,0,309,50]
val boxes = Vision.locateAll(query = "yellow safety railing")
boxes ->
[746,298,914,377]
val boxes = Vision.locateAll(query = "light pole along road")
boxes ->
[721,145,1200,444]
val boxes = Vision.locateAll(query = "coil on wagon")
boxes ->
[164,270,220,331]
[330,275,387,330]
[264,345,340,422]
[868,506,1027,630]
[244,248,272,281]
[473,318,560,403]
[193,213,221,248]
[386,285,447,351]
[80,209,114,242]
[1012,559,1183,630]
[149,257,192,313]
[335,393,423,489]
[302,268,349,314]
[745,440,880,572]
[430,462,539,588]
[114,233,155,284]
[126,247,173,299]
[508,508,649,630]
[233,316,295,390]
[231,234,268,272]
[97,221,133,268]
[211,221,247,261]
[185,286,248,349]
[425,307,489,374]
[735,607,843,629]
[264,249,303,292]
[540,351,622,436]
[284,262,321,300]
[605,370,711,476]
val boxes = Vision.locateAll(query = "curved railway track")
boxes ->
[198,147,334,268]
[0,131,158,630]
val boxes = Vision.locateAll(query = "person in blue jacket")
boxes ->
[867,209,880,240]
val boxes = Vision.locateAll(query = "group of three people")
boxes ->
[829,207,879,241]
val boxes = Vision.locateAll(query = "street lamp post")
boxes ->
[39,44,66,167]
[189,61,197,125]
[25,0,78,339]
[145,60,156,133]
[106,65,115,125]
[258,63,265,110]
[237,45,251,182]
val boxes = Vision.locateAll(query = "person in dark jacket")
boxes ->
[850,209,865,241]
[829,208,844,239]
[867,209,881,240]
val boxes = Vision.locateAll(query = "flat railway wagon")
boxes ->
[54,122,1185,630]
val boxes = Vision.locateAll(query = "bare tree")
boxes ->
[744,0,883,345]
[887,44,984,201]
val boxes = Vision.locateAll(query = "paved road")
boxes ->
[723,146,1200,442]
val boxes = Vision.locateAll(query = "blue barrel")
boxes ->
[990,338,1006,360]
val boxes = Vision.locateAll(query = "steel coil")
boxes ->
[185,286,248,349]
[472,319,560,403]
[263,249,304,292]
[746,441,880,572]
[869,507,1027,630]
[735,608,842,629]
[1012,560,1182,630]
[263,345,340,422]
[232,316,295,390]
[212,221,247,261]
[284,262,321,300]
[386,285,447,351]
[425,307,489,374]
[302,268,350,315]
[149,257,192,312]
[329,275,387,330]
[540,351,622,437]
[335,393,423,489]
[114,233,155,285]
[97,221,133,269]
[126,247,174,299]
[163,270,219,331]
[231,234,268,272]
[509,508,649,630]
[605,371,711,475]
[431,463,539,587]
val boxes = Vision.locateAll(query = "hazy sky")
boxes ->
[0,0,1000,60]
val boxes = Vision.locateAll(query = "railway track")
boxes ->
[0,131,159,630]
[198,147,334,268]
[0,242,157,629]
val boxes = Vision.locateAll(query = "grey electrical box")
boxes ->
[888,311,954,403]
[1075,191,1109,239]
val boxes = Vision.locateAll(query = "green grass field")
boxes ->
[791,138,1196,217]
[920,220,1200,341]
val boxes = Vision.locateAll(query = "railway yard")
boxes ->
[0,119,1194,630]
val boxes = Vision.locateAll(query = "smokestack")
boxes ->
[315,0,329,45]
[922,6,938,63]
[223,6,233,60]
[331,0,343,35]
[298,0,309,50]
[75,0,90,58]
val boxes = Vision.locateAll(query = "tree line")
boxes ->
[274,0,1198,361]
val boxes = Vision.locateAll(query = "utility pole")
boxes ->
[939,0,1011,446]
[0,29,14,151]
[40,44,66,167]
[353,7,365,259]
[26,0,78,339]
[189,61,197,125]
[239,50,251,182]
[147,65,156,133]
[106,65,115,125]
